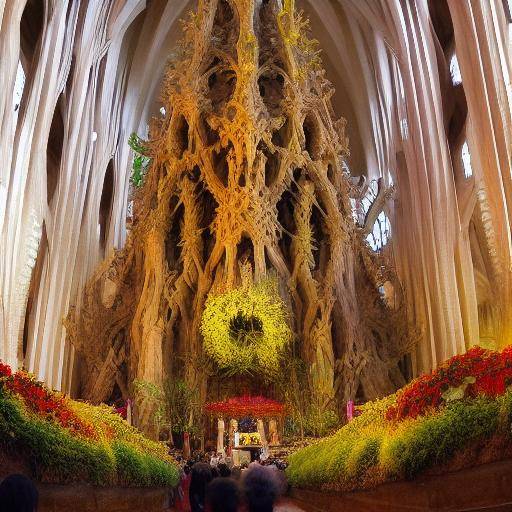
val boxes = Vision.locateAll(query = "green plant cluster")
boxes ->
[0,387,179,487]
[132,378,200,437]
[286,393,512,491]
[128,132,151,187]
[200,279,292,377]
[284,408,339,439]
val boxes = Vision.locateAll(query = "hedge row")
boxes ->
[0,386,179,487]
[287,371,512,491]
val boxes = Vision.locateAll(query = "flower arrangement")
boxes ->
[205,395,285,418]
[0,361,179,487]
[238,432,261,446]
[286,346,512,492]
[386,346,512,421]
[200,278,292,376]
[4,370,96,439]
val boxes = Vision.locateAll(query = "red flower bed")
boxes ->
[0,362,96,439]
[205,395,285,418]
[386,346,512,421]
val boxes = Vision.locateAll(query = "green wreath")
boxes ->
[200,279,292,376]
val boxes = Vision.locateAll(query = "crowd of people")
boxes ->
[0,454,297,512]
[174,451,299,512]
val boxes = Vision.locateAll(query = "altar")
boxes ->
[204,396,285,465]
[231,447,259,465]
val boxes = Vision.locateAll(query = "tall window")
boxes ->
[450,53,462,86]
[13,61,25,124]
[366,211,391,252]
[461,141,473,178]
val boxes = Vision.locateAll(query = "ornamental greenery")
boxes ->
[286,346,512,492]
[0,362,179,487]
[200,279,292,377]
[128,132,151,187]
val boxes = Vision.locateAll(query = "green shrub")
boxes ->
[286,394,510,490]
[0,388,179,487]
[0,393,115,485]
[113,441,178,487]
[381,398,499,479]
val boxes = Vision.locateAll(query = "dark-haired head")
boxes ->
[218,463,231,478]
[0,474,38,512]
[189,463,213,512]
[206,477,240,512]
[242,464,279,512]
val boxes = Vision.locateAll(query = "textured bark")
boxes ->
[66,0,415,431]
[2,0,510,431]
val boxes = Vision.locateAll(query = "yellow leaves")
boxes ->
[200,278,292,376]
[67,399,172,462]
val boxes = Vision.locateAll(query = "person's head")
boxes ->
[0,474,38,512]
[242,464,279,512]
[190,463,213,503]
[205,477,240,512]
[218,463,231,478]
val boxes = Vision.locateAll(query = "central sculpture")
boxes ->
[66,0,414,433]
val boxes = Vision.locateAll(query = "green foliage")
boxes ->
[279,358,340,438]
[302,409,339,438]
[380,398,499,479]
[165,379,199,435]
[133,378,200,436]
[128,133,151,187]
[286,393,508,491]
[133,379,167,434]
[200,278,292,377]
[0,387,179,487]
[0,391,114,485]
[113,441,177,487]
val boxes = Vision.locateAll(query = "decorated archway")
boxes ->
[205,395,285,463]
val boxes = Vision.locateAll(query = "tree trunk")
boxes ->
[66,0,416,433]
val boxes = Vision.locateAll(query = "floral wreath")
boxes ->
[200,278,292,376]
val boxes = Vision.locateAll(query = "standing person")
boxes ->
[175,464,192,512]
[189,462,213,512]
[209,451,220,468]
[0,474,38,512]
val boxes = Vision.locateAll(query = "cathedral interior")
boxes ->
[1,0,512,510]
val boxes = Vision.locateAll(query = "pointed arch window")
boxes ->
[461,141,473,178]
[13,61,25,123]
[366,211,391,252]
[450,53,462,86]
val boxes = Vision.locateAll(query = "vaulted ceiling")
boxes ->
[115,0,369,175]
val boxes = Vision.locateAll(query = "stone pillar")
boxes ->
[269,418,280,446]
[257,418,268,460]
[217,417,225,455]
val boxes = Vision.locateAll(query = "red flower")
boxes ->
[386,346,512,421]
[205,395,285,418]
[0,361,97,440]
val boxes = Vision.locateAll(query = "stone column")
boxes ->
[217,417,225,455]
[268,418,279,446]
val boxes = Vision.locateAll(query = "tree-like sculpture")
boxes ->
[66,0,415,432]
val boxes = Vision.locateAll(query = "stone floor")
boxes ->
[274,498,308,511]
